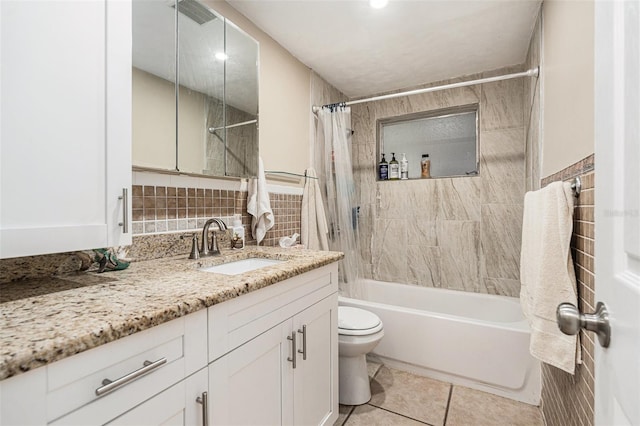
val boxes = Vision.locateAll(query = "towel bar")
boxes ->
[571,177,581,197]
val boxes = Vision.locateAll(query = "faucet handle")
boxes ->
[190,234,200,259]
[180,233,200,259]
[209,231,221,256]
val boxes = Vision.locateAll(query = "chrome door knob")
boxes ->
[556,301,611,348]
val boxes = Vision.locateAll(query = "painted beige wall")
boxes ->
[132,68,176,170]
[177,87,208,174]
[206,1,311,178]
[132,68,208,173]
[541,0,594,177]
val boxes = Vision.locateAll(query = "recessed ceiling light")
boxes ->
[369,0,388,9]
[215,52,228,61]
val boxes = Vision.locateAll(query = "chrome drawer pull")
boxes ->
[287,332,297,369]
[297,325,307,360]
[196,391,209,426]
[118,187,129,233]
[95,357,167,396]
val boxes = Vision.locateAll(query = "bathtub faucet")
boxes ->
[200,218,228,256]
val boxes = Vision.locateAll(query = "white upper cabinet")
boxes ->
[0,0,132,258]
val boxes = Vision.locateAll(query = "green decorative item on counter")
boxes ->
[93,248,130,273]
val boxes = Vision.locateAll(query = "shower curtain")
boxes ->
[314,104,364,298]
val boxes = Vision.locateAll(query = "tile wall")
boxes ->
[351,66,526,296]
[524,8,596,424]
[205,101,258,177]
[131,183,301,247]
[539,157,596,426]
[0,182,302,283]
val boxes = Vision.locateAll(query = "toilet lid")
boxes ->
[338,307,383,336]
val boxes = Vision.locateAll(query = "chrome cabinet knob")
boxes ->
[556,301,611,348]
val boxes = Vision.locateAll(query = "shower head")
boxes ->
[174,0,217,25]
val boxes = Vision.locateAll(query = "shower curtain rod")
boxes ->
[208,119,257,133]
[311,67,539,113]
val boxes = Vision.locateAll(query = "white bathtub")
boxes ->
[340,279,541,405]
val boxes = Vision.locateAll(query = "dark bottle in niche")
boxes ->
[378,153,388,180]
[389,152,400,180]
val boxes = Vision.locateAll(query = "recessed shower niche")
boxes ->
[377,104,479,180]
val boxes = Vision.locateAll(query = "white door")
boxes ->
[594,1,640,425]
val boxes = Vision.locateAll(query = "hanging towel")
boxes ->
[247,157,274,245]
[520,181,581,374]
[301,168,329,250]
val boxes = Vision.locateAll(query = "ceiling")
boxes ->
[228,0,542,99]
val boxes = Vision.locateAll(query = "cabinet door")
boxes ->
[209,322,294,425]
[107,368,208,426]
[293,294,339,426]
[0,0,131,258]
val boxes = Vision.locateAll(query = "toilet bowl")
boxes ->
[338,306,384,405]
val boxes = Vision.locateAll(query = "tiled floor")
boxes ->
[335,360,544,426]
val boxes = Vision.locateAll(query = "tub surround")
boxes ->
[352,65,526,297]
[0,246,343,381]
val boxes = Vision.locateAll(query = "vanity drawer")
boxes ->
[208,263,339,361]
[46,309,206,424]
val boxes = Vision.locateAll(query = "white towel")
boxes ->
[247,157,274,245]
[301,168,329,250]
[520,181,581,374]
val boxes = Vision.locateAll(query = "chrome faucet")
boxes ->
[200,218,228,256]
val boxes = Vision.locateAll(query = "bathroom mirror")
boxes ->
[132,0,177,171]
[377,105,479,180]
[220,21,259,177]
[132,0,259,178]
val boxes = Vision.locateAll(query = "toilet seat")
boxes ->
[338,306,383,336]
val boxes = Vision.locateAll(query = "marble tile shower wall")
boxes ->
[351,66,526,296]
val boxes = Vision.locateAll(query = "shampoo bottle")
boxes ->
[231,214,245,249]
[400,153,409,180]
[378,153,388,180]
[389,152,400,180]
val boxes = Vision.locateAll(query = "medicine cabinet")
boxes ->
[377,105,479,180]
[132,0,259,178]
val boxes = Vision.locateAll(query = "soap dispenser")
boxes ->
[231,214,245,249]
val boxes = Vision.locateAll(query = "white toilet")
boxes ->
[338,306,384,405]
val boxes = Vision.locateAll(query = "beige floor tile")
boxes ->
[345,404,426,426]
[367,359,383,380]
[446,386,543,426]
[369,366,451,425]
[333,404,354,426]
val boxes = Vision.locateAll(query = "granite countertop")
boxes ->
[0,247,343,381]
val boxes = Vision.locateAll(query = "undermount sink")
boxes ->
[199,258,285,275]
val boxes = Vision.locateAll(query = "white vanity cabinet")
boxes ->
[207,263,339,426]
[0,262,339,426]
[107,367,208,426]
[0,0,132,258]
[0,309,208,425]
